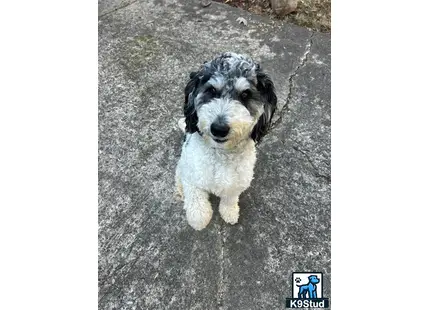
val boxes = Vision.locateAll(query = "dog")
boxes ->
[297,275,320,299]
[175,52,277,230]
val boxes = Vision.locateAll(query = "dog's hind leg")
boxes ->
[298,288,304,299]
[298,286,308,299]
[183,182,213,230]
[174,168,184,201]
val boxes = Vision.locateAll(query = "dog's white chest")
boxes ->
[178,133,257,196]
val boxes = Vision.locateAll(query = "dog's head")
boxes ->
[308,275,320,284]
[183,52,277,149]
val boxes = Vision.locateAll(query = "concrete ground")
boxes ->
[98,0,331,309]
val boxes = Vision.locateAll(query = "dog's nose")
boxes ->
[210,122,230,138]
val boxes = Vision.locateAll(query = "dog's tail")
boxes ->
[177,117,186,133]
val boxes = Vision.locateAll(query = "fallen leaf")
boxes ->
[236,17,248,26]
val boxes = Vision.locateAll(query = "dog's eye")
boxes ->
[240,90,251,101]
[206,86,217,96]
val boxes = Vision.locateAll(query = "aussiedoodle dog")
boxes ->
[175,52,277,230]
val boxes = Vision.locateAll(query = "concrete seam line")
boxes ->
[217,223,227,309]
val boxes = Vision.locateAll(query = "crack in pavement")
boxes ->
[291,141,330,182]
[217,223,227,310]
[98,0,140,19]
[270,31,315,131]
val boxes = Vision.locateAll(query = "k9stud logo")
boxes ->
[286,272,329,308]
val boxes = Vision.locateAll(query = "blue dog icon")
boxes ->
[296,275,320,298]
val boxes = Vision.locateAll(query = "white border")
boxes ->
[0,1,97,309]
[1,1,430,309]
[333,0,430,309]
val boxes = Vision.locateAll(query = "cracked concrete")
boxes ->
[216,223,227,309]
[292,142,330,181]
[99,0,330,309]
[271,31,315,130]
[98,0,140,18]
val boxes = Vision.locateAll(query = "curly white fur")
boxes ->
[175,52,277,230]
[176,124,256,230]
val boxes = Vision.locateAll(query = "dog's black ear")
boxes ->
[184,72,200,133]
[251,70,277,142]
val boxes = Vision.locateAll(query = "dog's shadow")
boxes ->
[208,194,253,224]
[208,194,221,210]
[204,194,258,240]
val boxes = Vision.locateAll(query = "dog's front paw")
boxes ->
[186,206,213,230]
[220,203,239,225]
